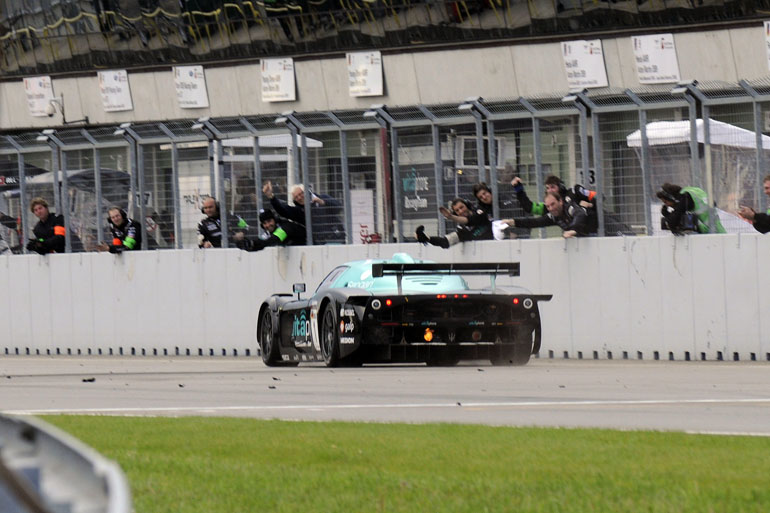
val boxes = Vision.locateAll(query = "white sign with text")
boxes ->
[632,34,680,84]
[561,40,608,89]
[261,58,296,102]
[347,51,383,97]
[173,65,209,109]
[98,70,134,112]
[24,76,54,117]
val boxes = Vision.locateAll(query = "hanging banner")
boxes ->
[24,76,55,117]
[347,51,383,97]
[632,34,681,84]
[98,70,134,112]
[173,65,209,108]
[561,40,608,90]
[261,58,296,102]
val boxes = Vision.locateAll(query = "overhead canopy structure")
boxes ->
[626,119,770,150]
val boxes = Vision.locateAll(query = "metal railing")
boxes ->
[2,80,770,254]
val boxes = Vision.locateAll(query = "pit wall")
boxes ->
[2,234,768,361]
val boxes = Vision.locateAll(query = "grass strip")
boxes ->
[43,415,770,513]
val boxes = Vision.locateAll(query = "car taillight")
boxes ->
[385,298,392,307]
[424,328,434,342]
[513,298,519,305]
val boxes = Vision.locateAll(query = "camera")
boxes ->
[45,102,56,117]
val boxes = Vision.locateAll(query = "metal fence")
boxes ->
[2,79,770,254]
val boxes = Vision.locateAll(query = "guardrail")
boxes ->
[0,414,131,513]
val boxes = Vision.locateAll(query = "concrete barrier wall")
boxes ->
[1,234,768,361]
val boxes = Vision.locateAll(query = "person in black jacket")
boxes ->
[502,190,593,238]
[242,208,306,251]
[197,197,246,248]
[415,197,493,248]
[26,197,67,254]
[98,207,142,253]
[737,174,770,234]
[262,181,345,244]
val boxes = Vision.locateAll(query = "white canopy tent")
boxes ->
[626,118,770,150]
[626,118,766,234]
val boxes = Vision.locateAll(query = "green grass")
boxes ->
[43,416,770,513]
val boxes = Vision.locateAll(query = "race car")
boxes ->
[256,253,551,367]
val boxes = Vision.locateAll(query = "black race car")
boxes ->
[256,253,551,367]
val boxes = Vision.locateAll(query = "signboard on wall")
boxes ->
[632,34,680,84]
[24,76,54,117]
[98,70,133,112]
[347,51,383,97]
[561,40,608,90]
[173,65,209,109]
[261,58,296,102]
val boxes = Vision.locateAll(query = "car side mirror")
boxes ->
[293,283,306,300]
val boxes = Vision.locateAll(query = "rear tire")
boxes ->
[321,304,341,367]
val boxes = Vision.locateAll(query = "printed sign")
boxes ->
[561,40,609,90]
[173,65,209,108]
[632,34,681,84]
[24,76,55,117]
[347,51,383,97]
[261,58,296,102]
[98,70,133,112]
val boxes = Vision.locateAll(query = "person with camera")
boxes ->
[415,196,493,248]
[737,174,770,234]
[96,207,142,254]
[657,183,725,235]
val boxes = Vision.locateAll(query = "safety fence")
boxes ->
[1,80,770,254]
[0,0,766,76]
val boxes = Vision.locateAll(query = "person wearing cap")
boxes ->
[242,208,306,251]
[657,183,725,235]
[737,174,770,234]
[97,207,142,254]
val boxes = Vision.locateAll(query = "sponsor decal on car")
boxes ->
[340,336,355,345]
[291,310,312,347]
[340,307,356,317]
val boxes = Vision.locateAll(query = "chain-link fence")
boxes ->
[3,81,770,254]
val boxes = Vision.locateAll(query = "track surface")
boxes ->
[2,357,769,435]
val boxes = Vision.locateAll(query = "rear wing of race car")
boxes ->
[371,262,520,294]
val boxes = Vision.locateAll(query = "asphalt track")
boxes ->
[1,357,769,435]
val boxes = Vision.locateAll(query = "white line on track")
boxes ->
[4,397,770,416]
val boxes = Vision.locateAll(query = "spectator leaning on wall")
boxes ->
[737,174,770,234]
[415,197,493,248]
[26,198,67,254]
[501,190,594,238]
[97,207,142,254]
